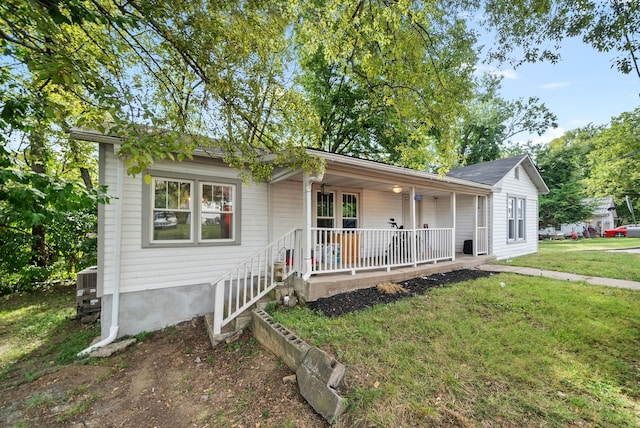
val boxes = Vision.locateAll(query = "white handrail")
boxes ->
[211,229,301,335]
[310,227,454,275]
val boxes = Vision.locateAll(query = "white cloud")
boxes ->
[510,127,566,146]
[491,69,518,80]
[531,127,566,145]
[540,81,574,90]
[473,64,519,80]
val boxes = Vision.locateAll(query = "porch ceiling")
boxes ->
[271,163,493,197]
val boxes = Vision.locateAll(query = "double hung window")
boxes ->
[508,196,526,242]
[144,173,240,247]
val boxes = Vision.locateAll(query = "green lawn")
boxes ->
[0,285,99,386]
[274,274,640,426]
[498,238,640,281]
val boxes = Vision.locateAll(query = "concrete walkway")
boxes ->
[477,264,640,291]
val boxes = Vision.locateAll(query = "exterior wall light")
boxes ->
[392,185,403,194]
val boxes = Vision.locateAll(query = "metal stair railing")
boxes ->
[211,228,301,335]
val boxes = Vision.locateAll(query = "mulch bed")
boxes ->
[307,269,495,317]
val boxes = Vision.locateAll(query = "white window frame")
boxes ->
[200,182,236,243]
[151,177,194,244]
[313,187,361,229]
[142,171,241,247]
[341,192,359,228]
[315,190,335,229]
[508,195,526,242]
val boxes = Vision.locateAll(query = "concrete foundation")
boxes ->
[100,282,214,339]
[297,254,496,301]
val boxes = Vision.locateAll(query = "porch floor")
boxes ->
[299,253,497,302]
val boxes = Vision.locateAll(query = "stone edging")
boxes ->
[251,308,346,423]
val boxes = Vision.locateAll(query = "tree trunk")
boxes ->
[27,125,49,267]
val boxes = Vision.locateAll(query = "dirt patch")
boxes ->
[0,318,327,427]
[308,269,495,317]
[0,269,492,427]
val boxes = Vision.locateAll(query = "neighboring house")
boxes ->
[538,196,617,238]
[71,129,548,344]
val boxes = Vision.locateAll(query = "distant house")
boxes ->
[70,128,549,347]
[538,196,617,237]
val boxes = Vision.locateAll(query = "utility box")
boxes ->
[76,266,100,316]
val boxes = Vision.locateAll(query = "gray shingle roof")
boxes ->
[447,154,549,194]
[447,155,528,186]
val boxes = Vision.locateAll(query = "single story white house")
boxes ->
[71,129,548,346]
[538,196,617,238]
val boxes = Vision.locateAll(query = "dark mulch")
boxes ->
[307,269,495,317]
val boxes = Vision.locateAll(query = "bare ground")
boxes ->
[0,319,327,427]
[0,269,491,427]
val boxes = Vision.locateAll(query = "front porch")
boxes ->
[296,252,496,301]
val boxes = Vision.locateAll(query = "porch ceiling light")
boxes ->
[392,185,403,194]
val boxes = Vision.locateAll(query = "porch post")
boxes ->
[302,171,323,280]
[451,192,456,261]
[473,195,478,256]
[410,186,417,266]
[485,195,490,254]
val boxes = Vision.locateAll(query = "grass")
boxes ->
[498,237,640,281]
[0,284,100,386]
[273,273,640,426]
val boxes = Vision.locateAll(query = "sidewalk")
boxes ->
[477,264,640,291]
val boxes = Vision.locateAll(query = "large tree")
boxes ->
[293,0,480,171]
[535,126,598,228]
[456,74,557,166]
[483,0,640,80]
[585,108,640,220]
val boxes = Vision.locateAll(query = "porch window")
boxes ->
[508,196,526,242]
[316,191,334,228]
[342,193,358,228]
[143,172,241,247]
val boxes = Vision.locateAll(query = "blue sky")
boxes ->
[479,37,640,145]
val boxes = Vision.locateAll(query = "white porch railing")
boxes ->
[211,228,301,335]
[311,227,454,274]
[477,226,488,255]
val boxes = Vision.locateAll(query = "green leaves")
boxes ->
[483,0,640,79]
[585,108,640,220]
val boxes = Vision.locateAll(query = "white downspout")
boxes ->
[78,146,123,357]
[302,171,324,280]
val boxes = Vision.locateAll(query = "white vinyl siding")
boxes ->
[455,194,475,252]
[492,165,540,260]
[270,180,303,239]
[100,150,269,295]
[361,189,403,229]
